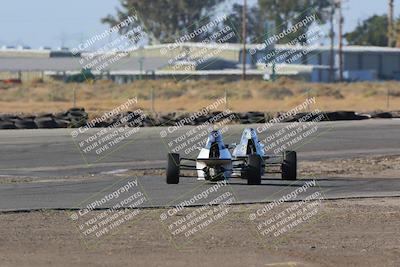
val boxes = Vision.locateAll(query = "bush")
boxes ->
[389,89,400,97]
[363,88,379,97]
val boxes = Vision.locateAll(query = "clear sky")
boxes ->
[0,0,398,49]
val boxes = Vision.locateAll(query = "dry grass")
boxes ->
[0,79,399,114]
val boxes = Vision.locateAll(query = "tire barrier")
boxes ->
[0,109,397,130]
[370,111,393,119]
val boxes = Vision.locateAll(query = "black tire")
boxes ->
[282,151,297,180]
[54,112,69,119]
[54,119,70,128]
[36,113,54,119]
[14,119,38,129]
[68,110,88,119]
[68,107,85,113]
[246,154,262,185]
[69,117,87,128]
[0,121,17,129]
[166,153,180,184]
[34,117,59,129]
[0,115,20,121]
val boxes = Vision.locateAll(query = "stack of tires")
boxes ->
[0,115,17,129]
[66,108,88,128]
[325,111,369,121]
[0,107,88,130]
[238,112,265,124]
[157,113,176,126]
[369,111,393,119]
[0,114,37,129]
[34,114,60,129]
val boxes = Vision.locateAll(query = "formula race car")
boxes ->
[166,128,297,185]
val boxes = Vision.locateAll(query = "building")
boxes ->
[1,43,400,83]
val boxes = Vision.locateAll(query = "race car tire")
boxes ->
[246,154,262,185]
[166,153,180,184]
[282,151,297,180]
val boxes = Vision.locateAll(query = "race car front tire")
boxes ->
[166,153,180,184]
[246,154,262,185]
[282,151,297,180]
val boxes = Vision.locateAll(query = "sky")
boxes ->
[0,0,398,49]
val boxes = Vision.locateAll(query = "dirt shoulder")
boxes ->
[300,154,400,178]
[0,197,399,267]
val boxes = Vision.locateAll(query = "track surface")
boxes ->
[0,120,399,177]
[0,176,399,212]
[0,120,399,212]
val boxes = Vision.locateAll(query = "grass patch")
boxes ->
[260,87,293,100]
[1,79,400,113]
[314,87,344,99]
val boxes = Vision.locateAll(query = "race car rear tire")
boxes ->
[246,154,262,185]
[282,151,297,180]
[166,153,180,184]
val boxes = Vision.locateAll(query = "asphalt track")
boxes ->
[0,119,399,212]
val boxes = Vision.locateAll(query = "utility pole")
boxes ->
[139,46,144,80]
[329,2,335,82]
[150,87,155,113]
[242,0,247,80]
[388,0,394,47]
[338,0,344,82]
[73,88,76,107]
[264,20,276,82]
[224,88,228,110]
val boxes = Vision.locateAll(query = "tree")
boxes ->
[222,4,266,43]
[257,0,331,44]
[344,15,388,47]
[102,0,224,44]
